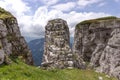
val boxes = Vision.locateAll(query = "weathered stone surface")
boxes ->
[42,19,73,69]
[73,17,120,79]
[98,28,120,80]
[0,49,5,64]
[0,8,33,65]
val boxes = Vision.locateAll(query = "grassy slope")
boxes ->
[0,59,117,80]
[76,16,118,29]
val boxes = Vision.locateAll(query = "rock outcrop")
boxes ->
[0,7,33,65]
[73,16,120,79]
[42,19,73,69]
[98,28,120,79]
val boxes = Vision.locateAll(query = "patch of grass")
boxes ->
[95,16,117,20]
[0,59,117,80]
[0,7,13,20]
[76,16,117,29]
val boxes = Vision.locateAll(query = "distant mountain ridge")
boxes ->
[28,38,44,66]
[28,37,73,66]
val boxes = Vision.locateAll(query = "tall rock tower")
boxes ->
[42,19,73,69]
[0,7,33,65]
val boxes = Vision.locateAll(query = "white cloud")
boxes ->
[51,2,76,12]
[41,0,59,6]
[98,2,106,7]
[0,0,33,37]
[0,0,110,39]
[77,0,102,7]
[32,7,110,37]
[58,11,110,37]
[0,0,30,15]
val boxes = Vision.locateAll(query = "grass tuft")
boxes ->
[0,59,117,80]
[76,16,117,29]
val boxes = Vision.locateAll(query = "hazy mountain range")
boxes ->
[28,37,73,66]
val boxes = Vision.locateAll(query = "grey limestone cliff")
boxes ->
[73,16,120,80]
[42,19,73,69]
[73,17,120,79]
[98,28,120,79]
[0,7,33,65]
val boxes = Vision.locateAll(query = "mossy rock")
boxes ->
[0,45,2,49]
[76,16,118,29]
[0,7,14,20]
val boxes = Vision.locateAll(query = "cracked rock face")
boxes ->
[0,17,33,65]
[73,17,120,79]
[98,28,120,80]
[42,19,73,69]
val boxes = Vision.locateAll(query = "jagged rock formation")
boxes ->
[98,28,120,79]
[42,19,73,69]
[0,7,33,65]
[73,16,120,79]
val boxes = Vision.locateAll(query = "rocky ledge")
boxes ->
[0,7,33,65]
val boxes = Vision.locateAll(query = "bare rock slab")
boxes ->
[42,19,74,69]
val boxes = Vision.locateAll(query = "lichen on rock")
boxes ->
[0,7,33,65]
[42,19,74,69]
[73,16,120,80]
[0,7,13,20]
[98,28,120,79]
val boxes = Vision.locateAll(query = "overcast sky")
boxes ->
[0,0,120,40]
